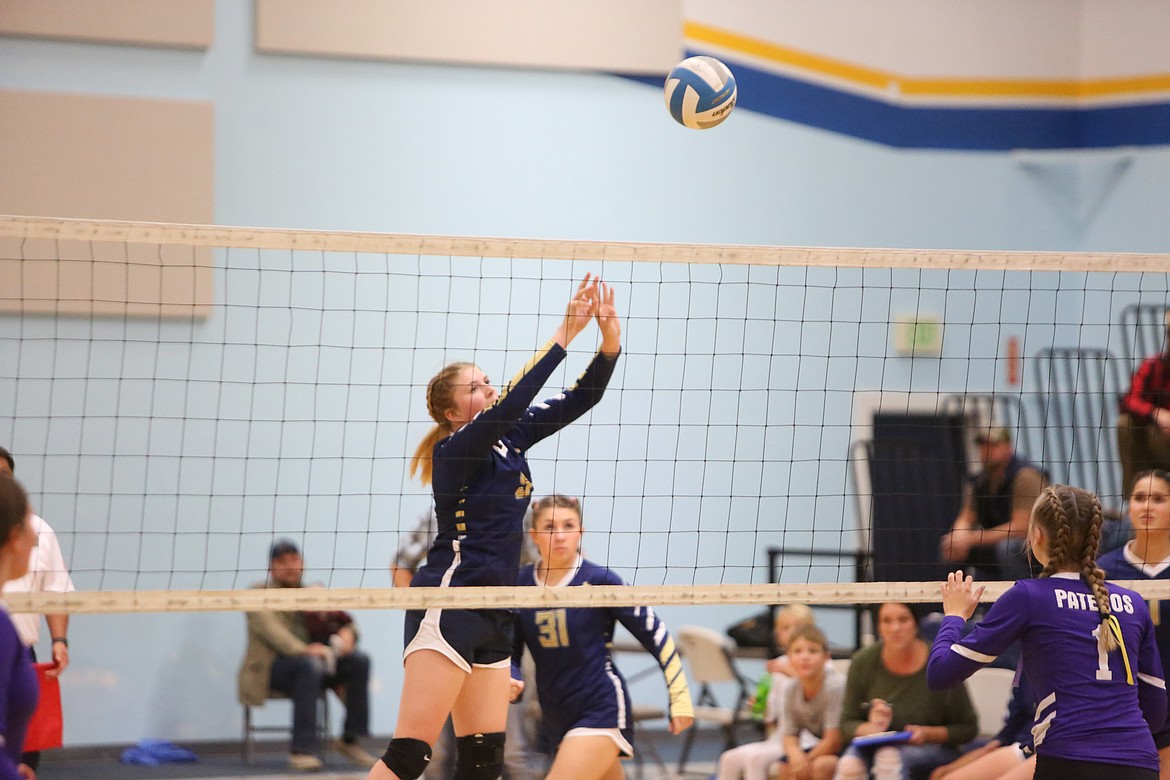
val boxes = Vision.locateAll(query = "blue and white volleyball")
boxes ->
[664,56,737,129]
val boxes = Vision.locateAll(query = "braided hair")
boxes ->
[1031,484,1117,652]
[409,362,474,486]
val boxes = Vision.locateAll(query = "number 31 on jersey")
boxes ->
[535,608,571,648]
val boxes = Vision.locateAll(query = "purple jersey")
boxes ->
[928,574,1167,771]
[0,612,37,779]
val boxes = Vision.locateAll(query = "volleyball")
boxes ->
[664,56,737,130]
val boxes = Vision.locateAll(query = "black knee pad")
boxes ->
[380,737,432,780]
[454,731,506,780]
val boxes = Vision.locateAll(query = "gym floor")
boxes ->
[35,729,727,780]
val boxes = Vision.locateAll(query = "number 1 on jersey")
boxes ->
[1091,625,1113,681]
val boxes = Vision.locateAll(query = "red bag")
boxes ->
[24,662,62,752]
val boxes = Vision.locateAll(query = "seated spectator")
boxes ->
[939,427,1047,582]
[775,624,844,780]
[1118,311,1170,498]
[715,604,819,779]
[834,603,977,780]
[238,539,375,771]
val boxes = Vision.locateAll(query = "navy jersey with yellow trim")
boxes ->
[512,558,693,746]
[412,343,618,590]
[1099,544,1170,681]
[927,575,1167,771]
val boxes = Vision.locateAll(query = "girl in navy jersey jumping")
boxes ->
[368,275,621,780]
[928,484,1168,780]
[1100,469,1170,778]
[510,494,693,780]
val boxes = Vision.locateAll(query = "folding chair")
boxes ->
[675,625,761,776]
[632,704,680,780]
[241,689,330,764]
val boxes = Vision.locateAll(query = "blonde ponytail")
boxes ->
[409,361,474,486]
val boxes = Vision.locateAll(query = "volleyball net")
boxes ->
[3,213,1170,616]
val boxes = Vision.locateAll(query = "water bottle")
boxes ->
[750,672,771,720]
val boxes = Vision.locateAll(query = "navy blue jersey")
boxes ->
[1100,543,1170,746]
[1099,544,1170,681]
[412,343,618,590]
[512,557,693,750]
[927,574,1167,771]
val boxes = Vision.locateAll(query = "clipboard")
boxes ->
[851,730,912,748]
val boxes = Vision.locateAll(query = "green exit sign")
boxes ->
[894,315,943,356]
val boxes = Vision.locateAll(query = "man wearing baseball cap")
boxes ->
[939,427,1048,581]
[238,539,375,771]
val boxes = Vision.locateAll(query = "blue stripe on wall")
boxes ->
[629,62,1170,151]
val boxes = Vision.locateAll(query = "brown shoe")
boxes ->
[335,740,377,766]
[289,753,324,771]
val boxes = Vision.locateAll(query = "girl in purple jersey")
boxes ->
[0,476,40,780]
[1099,469,1170,778]
[929,484,1168,780]
[369,276,622,780]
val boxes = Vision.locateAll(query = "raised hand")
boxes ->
[595,280,621,357]
[941,569,984,620]
[555,274,599,348]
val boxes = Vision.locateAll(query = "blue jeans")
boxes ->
[270,650,371,754]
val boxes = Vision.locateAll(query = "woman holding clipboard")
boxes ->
[834,603,977,780]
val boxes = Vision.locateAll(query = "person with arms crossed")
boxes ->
[928,484,1167,780]
[939,428,1047,582]
[510,494,693,780]
[1099,469,1170,778]
[368,275,621,780]
[0,447,74,774]
[0,475,45,780]
[239,539,375,771]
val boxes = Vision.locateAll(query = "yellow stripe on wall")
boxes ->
[685,21,1170,102]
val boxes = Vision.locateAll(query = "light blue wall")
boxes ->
[2,1,1169,748]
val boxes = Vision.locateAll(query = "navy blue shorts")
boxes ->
[403,607,513,673]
